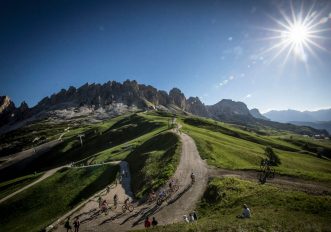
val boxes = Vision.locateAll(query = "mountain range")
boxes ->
[0,80,328,136]
[264,109,331,123]
[264,109,331,133]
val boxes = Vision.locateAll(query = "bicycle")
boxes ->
[156,193,167,206]
[166,179,180,195]
[122,203,134,213]
[147,193,157,204]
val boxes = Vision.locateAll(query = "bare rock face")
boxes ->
[0,96,16,127]
[206,99,254,123]
[0,96,31,127]
[169,88,186,109]
[250,108,269,120]
[185,97,209,117]
[0,96,15,114]
[0,81,254,129]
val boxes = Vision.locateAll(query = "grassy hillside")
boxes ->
[0,113,166,182]
[126,131,181,198]
[181,116,331,181]
[0,172,42,199]
[0,164,118,232]
[148,177,331,232]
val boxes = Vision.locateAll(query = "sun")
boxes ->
[260,2,329,64]
[286,23,309,44]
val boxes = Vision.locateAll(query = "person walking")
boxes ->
[192,211,198,221]
[64,217,73,232]
[151,217,158,227]
[73,217,80,232]
[144,217,151,228]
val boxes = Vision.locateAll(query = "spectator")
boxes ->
[73,217,80,232]
[237,204,251,218]
[151,217,158,227]
[64,217,72,232]
[144,217,151,228]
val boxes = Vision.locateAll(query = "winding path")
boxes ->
[52,128,331,232]
[0,166,66,204]
[3,126,330,231]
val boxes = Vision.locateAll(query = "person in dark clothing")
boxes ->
[73,217,80,232]
[151,217,158,227]
[144,217,151,228]
[192,211,198,221]
[64,217,72,232]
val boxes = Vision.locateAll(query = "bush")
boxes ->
[203,181,224,203]
[265,146,281,166]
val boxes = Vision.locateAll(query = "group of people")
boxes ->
[64,217,80,232]
[144,216,158,228]
[183,211,198,223]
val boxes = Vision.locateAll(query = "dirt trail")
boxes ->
[49,129,331,232]
[0,166,66,204]
[52,130,209,232]
[0,140,62,170]
[208,167,331,195]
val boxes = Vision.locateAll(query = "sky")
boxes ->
[1,0,331,113]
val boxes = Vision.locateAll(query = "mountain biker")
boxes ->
[159,189,166,198]
[101,200,108,214]
[97,196,102,208]
[113,194,118,208]
[124,197,130,207]
[149,190,156,201]
[191,172,195,184]
[106,186,110,194]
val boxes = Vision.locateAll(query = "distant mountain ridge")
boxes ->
[250,108,269,121]
[264,109,331,123]
[0,80,328,136]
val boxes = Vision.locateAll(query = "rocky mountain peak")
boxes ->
[0,96,15,114]
[169,88,186,109]
[250,108,269,120]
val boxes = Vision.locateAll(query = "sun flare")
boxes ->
[286,23,309,44]
[261,3,329,64]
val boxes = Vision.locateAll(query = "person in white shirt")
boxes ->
[242,204,251,218]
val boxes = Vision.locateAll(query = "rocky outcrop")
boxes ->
[0,96,16,127]
[2,80,328,137]
[0,97,31,127]
[185,97,208,117]
[207,99,251,116]
[250,108,269,121]
[169,88,186,109]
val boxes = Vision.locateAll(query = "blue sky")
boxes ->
[1,0,331,113]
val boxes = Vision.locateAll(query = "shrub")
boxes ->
[265,146,281,166]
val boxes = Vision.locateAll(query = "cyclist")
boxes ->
[149,190,156,202]
[113,194,118,208]
[159,189,166,199]
[190,172,195,184]
[101,200,108,214]
[124,197,130,207]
